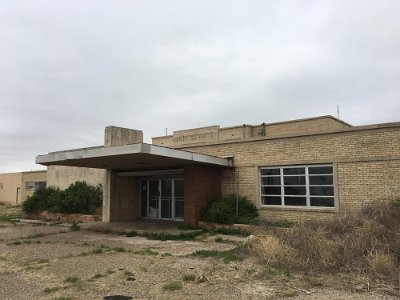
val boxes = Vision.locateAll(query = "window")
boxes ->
[25,181,46,190]
[260,165,335,208]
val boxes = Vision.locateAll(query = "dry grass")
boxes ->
[250,199,400,282]
[367,251,396,276]
[248,235,293,265]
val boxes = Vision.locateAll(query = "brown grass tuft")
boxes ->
[367,251,396,276]
[249,235,294,265]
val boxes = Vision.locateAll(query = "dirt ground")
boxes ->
[0,206,398,299]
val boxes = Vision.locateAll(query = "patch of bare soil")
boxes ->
[0,204,24,217]
[0,223,398,300]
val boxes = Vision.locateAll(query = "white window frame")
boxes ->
[259,164,335,209]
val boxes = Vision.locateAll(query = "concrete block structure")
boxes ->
[0,171,47,205]
[36,116,400,224]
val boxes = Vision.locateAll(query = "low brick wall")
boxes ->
[38,211,100,223]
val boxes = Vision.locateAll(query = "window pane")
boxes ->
[260,168,280,176]
[284,176,305,185]
[310,186,334,196]
[141,181,148,217]
[283,167,305,175]
[261,177,281,185]
[262,196,281,205]
[284,197,306,206]
[149,181,159,197]
[175,200,184,219]
[262,186,281,195]
[309,166,333,174]
[284,186,306,195]
[161,180,172,197]
[174,180,184,198]
[309,175,333,185]
[310,197,335,207]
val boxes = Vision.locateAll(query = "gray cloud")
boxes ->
[1,0,399,172]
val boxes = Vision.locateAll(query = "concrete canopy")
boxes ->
[36,143,232,170]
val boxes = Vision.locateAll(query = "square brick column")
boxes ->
[184,165,221,225]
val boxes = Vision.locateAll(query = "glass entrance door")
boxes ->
[148,180,159,218]
[174,180,184,220]
[141,179,184,220]
[161,180,172,219]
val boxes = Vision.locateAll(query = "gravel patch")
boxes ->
[0,267,43,300]
[0,223,66,240]
[1,242,88,262]
[0,223,398,300]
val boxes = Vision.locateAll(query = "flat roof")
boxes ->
[36,143,232,170]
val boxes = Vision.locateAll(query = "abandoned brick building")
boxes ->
[36,116,400,225]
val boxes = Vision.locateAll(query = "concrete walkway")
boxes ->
[81,219,188,233]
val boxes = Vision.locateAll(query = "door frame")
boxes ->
[141,178,184,221]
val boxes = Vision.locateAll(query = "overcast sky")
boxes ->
[1,0,399,172]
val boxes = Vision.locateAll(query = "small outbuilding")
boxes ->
[0,171,47,205]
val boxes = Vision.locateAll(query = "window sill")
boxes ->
[258,205,339,213]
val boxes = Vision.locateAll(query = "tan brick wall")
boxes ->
[182,128,400,166]
[337,160,400,211]
[152,116,350,147]
[259,116,350,138]
[180,126,400,222]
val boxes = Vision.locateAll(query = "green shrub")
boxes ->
[22,187,62,213]
[61,181,102,214]
[201,194,258,224]
[22,181,102,215]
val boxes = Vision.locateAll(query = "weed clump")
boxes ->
[192,249,242,263]
[0,214,19,224]
[162,281,183,291]
[69,222,80,231]
[249,199,400,281]
[142,231,203,241]
[182,274,196,282]
[64,276,80,284]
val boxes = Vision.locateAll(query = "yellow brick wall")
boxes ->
[337,160,400,211]
[182,126,400,222]
[152,116,350,147]
[259,116,350,138]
